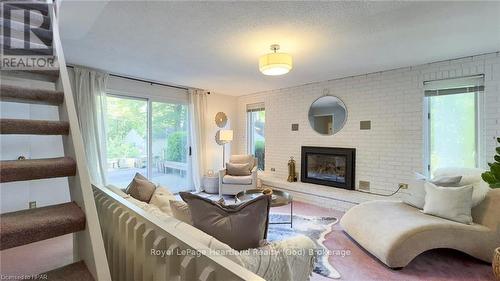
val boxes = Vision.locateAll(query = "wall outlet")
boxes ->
[398,183,409,189]
[359,180,370,190]
[29,201,36,209]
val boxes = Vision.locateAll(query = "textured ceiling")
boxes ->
[59,1,500,96]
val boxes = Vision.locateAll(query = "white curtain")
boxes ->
[72,67,109,186]
[188,89,207,192]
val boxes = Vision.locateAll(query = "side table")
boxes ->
[203,175,219,194]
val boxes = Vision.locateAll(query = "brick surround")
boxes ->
[234,52,500,194]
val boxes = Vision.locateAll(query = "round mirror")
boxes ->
[215,112,228,128]
[308,96,347,135]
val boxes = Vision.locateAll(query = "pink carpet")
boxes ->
[1,201,494,280]
[272,201,494,281]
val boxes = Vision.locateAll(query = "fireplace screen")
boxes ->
[306,154,346,183]
[301,146,355,189]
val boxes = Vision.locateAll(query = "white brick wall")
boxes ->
[234,52,500,193]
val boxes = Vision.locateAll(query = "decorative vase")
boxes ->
[494,247,500,280]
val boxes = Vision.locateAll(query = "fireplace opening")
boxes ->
[301,146,355,190]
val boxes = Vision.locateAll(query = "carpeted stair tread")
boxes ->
[0,84,64,105]
[0,69,59,82]
[0,118,69,135]
[36,261,95,281]
[0,202,86,250]
[0,157,76,183]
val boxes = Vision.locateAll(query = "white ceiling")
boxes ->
[60,1,500,96]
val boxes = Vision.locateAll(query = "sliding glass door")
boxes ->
[105,95,191,192]
[151,101,189,193]
[106,95,148,187]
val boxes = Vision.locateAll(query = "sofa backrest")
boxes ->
[230,155,257,169]
[472,188,500,232]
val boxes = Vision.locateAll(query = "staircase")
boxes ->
[0,1,111,280]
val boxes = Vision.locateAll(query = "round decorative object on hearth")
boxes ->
[494,247,500,280]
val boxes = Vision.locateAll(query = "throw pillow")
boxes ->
[179,192,271,250]
[170,200,193,225]
[126,173,156,202]
[226,162,251,176]
[433,167,490,207]
[403,175,462,209]
[149,186,177,216]
[423,182,474,224]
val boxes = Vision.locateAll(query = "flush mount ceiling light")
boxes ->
[259,44,293,76]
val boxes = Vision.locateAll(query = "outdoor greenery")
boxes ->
[106,96,147,159]
[482,137,500,189]
[255,140,265,170]
[430,93,476,172]
[166,131,187,163]
[106,96,187,162]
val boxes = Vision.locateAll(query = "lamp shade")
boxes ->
[259,52,293,76]
[219,129,233,141]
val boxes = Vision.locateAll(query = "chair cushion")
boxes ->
[223,175,253,185]
[179,192,271,250]
[230,155,255,168]
[226,162,251,176]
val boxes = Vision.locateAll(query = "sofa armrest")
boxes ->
[218,169,226,196]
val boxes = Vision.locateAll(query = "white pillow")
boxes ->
[422,183,473,224]
[149,186,177,216]
[402,175,462,209]
[433,168,490,207]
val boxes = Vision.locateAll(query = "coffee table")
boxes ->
[235,189,293,227]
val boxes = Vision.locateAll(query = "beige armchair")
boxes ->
[219,155,258,196]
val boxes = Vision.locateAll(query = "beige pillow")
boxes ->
[126,173,156,202]
[403,175,462,209]
[179,192,270,250]
[226,162,251,176]
[170,200,193,225]
[423,182,473,224]
[149,186,176,216]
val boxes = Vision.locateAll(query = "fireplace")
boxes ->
[301,146,355,190]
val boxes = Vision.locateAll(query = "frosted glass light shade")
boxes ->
[219,129,233,141]
[259,52,293,76]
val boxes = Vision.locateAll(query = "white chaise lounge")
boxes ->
[340,176,500,268]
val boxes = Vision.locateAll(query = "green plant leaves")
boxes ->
[495,155,500,163]
[482,172,496,184]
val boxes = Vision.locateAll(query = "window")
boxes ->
[106,95,148,187]
[424,75,483,176]
[105,94,191,192]
[247,103,265,170]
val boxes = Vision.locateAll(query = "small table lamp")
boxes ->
[219,129,233,167]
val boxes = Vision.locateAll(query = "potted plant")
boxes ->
[482,137,500,189]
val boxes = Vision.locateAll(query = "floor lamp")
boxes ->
[219,129,233,168]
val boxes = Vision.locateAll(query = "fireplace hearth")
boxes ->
[301,146,355,190]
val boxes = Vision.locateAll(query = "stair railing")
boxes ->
[48,2,112,280]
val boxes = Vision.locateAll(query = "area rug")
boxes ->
[267,213,341,279]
